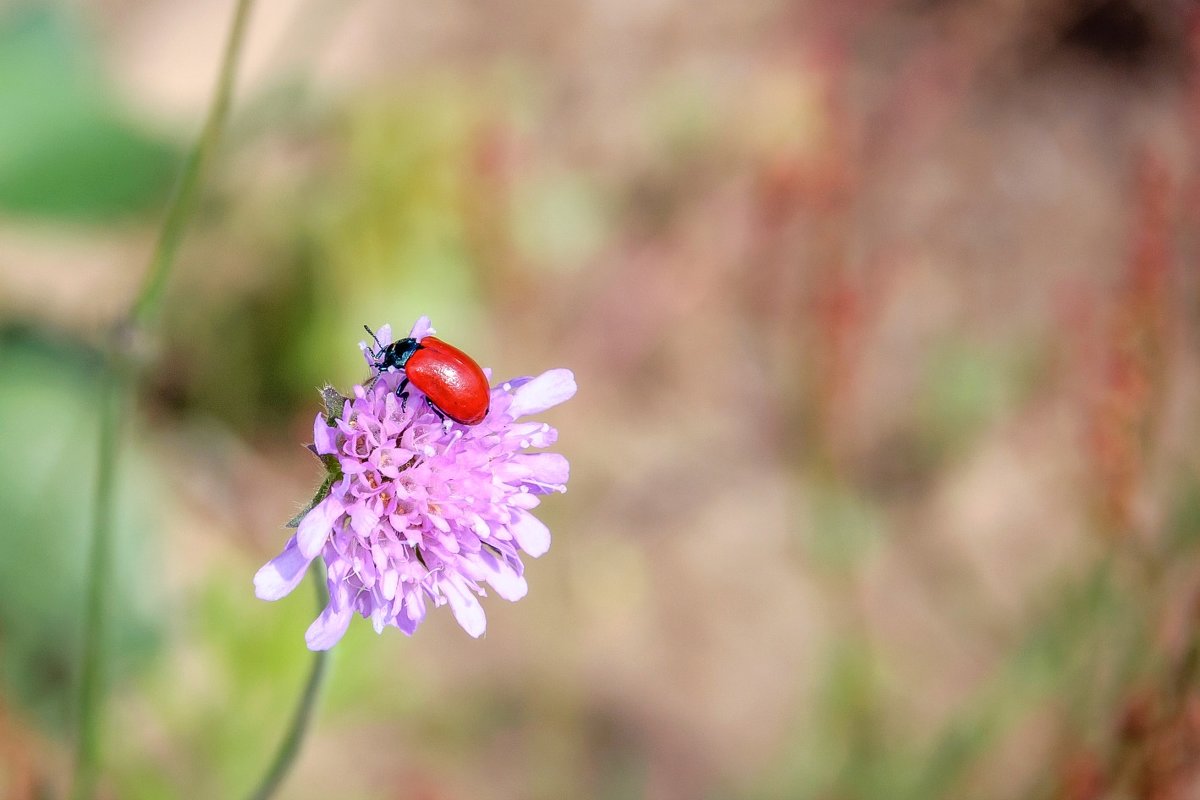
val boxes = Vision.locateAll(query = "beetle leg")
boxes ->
[395,377,410,411]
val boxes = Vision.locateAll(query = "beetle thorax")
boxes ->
[377,337,422,372]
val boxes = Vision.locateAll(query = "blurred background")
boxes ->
[2,0,1200,798]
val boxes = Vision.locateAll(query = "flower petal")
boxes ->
[500,453,569,493]
[509,509,551,557]
[476,550,528,601]
[507,369,576,418]
[349,503,380,538]
[381,568,399,600]
[371,604,388,634]
[409,316,434,340]
[509,491,542,510]
[442,578,487,637]
[521,453,569,484]
[297,496,344,558]
[361,324,394,368]
[313,414,339,454]
[253,537,314,601]
[305,600,354,651]
[395,593,425,634]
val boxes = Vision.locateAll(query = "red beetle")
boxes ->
[364,326,490,425]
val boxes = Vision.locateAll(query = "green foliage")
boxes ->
[802,479,884,572]
[312,87,486,385]
[0,5,180,220]
[512,169,607,269]
[283,387,347,528]
[0,329,161,730]
[1164,471,1200,554]
[916,340,1026,461]
[160,246,319,433]
[104,573,316,799]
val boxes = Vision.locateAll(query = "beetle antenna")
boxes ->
[363,324,383,358]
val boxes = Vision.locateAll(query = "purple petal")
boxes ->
[509,509,551,557]
[508,491,542,510]
[409,316,434,340]
[505,421,558,448]
[360,324,394,368]
[476,550,528,601]
[501,453,569,493]
[520,453,569,483]
[297,496,344,558]
[508,369,576,418]
[348,503,380,538]
[370,605,388,634]
[313,414,339,454]
[381,568,399,600]
[305,599,354,650]
[442,578,487,637]
[395,593,425,634]
[254,537,314,601]
[340,459,367,475]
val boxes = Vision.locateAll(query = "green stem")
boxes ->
[130,0,255,329]
[71,367,128,800]
[71,1,256,797]
[247,566,331,800]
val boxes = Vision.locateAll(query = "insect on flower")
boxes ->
[254,317,576,650]
[363,324,491,425]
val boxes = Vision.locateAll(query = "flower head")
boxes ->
[255,317,575,650]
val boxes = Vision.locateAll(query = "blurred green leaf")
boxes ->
[900,561,1144,800]
[802,479,884,572]
[107,566,323,799]
[916,340,1018,461]
[512,169,607,269]
[0,4,180,219]
[0,328,161,731]
[158,251,319,433]
[1164,471,1200,554]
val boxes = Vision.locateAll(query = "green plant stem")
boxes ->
[71,1,256,797]
[247,566,331,800]
[71,366,128,800]
[130,0,256,329]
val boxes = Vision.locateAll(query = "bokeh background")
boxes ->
[3,0,1200,798]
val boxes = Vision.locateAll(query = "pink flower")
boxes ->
[255,318,575,650]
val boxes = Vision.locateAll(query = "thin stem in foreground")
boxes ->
[71,0,256,796]
[130,0,256,329]
[71,368,127,800]
[247,566,331,800]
